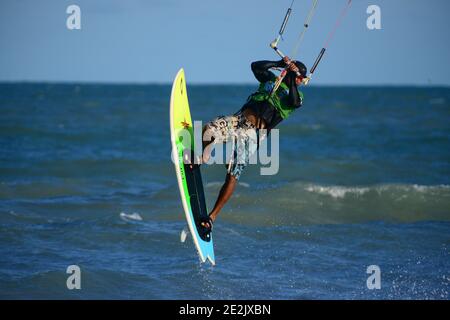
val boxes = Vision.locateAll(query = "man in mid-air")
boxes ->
[200,56,307,234]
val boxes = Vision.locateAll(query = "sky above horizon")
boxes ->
[0,0,449,85]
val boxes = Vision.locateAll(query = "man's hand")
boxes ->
[283,56,292,66]
[283,56,299,74]
[288,63,300,74]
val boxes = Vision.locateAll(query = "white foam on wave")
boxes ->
[119,212,143,222]
[375,184,450,194]
[306,185,370,199]
[305,183,450,199]
[411,184,450,192]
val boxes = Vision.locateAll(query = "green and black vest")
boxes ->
[243,77,303,129]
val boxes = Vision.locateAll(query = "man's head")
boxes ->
[294,61,307,77]
[293,61,307,86]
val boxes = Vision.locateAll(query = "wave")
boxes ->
[2,178,449,227]
[305,185,370,199]
[220,182,450,226]
[304,184,450,199]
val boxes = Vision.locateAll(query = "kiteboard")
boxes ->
[170,68,215,265]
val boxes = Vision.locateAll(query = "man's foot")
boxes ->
[199,216,214,235]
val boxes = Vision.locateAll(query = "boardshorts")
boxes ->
[203,112,262,180]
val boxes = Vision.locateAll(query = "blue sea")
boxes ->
[0,83,449,299]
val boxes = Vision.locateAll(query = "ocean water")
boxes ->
[0,83,449,299]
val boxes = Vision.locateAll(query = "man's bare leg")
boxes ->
[201,125,238,228]
[201,174,237,229]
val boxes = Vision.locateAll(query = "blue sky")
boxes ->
[0,0,449,85]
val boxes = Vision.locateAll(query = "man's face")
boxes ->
[295,76,303,86]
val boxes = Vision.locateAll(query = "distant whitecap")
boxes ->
[119,212,143,222]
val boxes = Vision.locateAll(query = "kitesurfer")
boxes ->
[199,56,307,233]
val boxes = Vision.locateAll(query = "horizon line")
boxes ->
[0,80,448,88]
